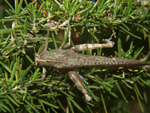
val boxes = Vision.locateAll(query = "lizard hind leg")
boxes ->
[68,71,92,101]
[71,32,116,51]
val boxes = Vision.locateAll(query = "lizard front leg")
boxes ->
[25,37,48,84]
[71,33,116,51]
[68,71,92,101]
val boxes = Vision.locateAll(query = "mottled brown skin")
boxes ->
[36,49,149,69]
[35,44,149,101]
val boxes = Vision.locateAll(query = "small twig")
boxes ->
[11,21,15,42]
[25,77,45,85]
[62,22,72,49]
[44,20,68,29]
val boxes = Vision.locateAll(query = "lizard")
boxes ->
[33,36,150,101]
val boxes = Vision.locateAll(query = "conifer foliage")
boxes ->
[0,0,150,112]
